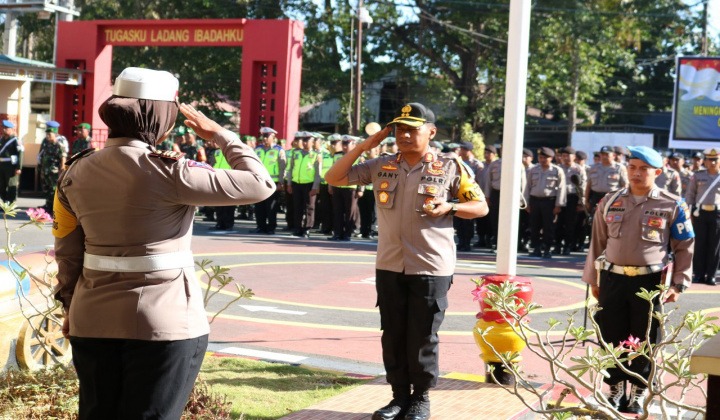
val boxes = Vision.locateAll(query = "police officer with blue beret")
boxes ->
[0,120,23,203]
[582,145,694,415]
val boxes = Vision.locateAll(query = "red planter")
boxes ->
[475,274,533,323]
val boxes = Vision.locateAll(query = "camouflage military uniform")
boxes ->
[181,143,200,161]
[156,138,175,151]
[71,137,91,156]
[39,140,66,211]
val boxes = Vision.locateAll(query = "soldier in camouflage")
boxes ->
[39,125,67,212]
[71,123,93,156]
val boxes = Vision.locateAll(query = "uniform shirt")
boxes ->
[587,162,628,193]
[678,168,693,197]
[347,150,485,276]
[582,188,694,287]
[483,158,503,195]
[562,162,587,204]
[71,137,91,156]
[655,167,682,196]
[52,130,275,341]
[0,135,22,172]
[463,157,483,180]
[685,170,720,208]
[525,163,567,207]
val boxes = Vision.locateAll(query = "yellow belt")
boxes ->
[701,204,717,211]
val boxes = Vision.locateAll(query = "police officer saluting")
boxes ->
[582,146,694,415]
[252,127,286,234]
[325,103,488,420]
[685,148,720,285]
[525,147,566,258]
[0,120,22,204]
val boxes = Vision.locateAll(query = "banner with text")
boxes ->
[101,24,244,47]
[669,56,720,149]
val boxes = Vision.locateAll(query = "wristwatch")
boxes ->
[672,284,687,293]
[448,203,458,216]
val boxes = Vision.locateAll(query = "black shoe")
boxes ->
[542,251,552,259]
[708,278,717,286]
[202,217,215,222]
[339,236,351,241]
[250,228,267,234]
[553,247,562,255]
[266,230,275,235]
[404,391,430,420]
[530,249,541,257]
[457,245,472,252]
[562,247,572,256]
[372,386,410,420]
[327,236,341,241]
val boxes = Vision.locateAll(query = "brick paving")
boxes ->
[282,376,538,420]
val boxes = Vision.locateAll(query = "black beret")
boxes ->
[560,146,576,154]
[670,152,684,160]
[538,147,555,157]
[576,150,587,160]
[460,141,474,150]
[692,151,703,159]
[522,148,533,158]
[485,145,497,154]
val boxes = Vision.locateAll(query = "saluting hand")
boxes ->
[360,126,392,152]
[179,103,225,140]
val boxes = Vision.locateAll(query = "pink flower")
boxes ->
[471,286,483,302]
[27,208,53,224]
[620,335,642,351]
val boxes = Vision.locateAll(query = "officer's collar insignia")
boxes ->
[381,163,397,171]
[65,148,95,166]
[150,150,183,160]
[423,152,434,163]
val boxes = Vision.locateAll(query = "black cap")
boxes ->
[693,151,703,159]
[599,145,613,154]
[485,145,497,154]
[670,152,684,160]
[387,103,435,127]
[613,146,629,156]
[522,148,533,158]
[593,151,600,157]
[576,150,587,160]
[560,146,576,154]
[538,147,555,158]
[460,141,474,150]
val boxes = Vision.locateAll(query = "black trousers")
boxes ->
[285,188,295,230]
[375,270,452,390]
[456,217,475,248]
[588,191,607,214]
[315,184,333,233]
[292,182,316,231]
[488,189,501,245]
[255,189,280,232]
[331,187,358,239]
[529,196,556,250]
[215,206,235,229]
[70,335,208,420]
[555,194,579,249]
[596,271,661,386]
[358,190,376,236]
[692,210,720,282]
[0,169,18,203]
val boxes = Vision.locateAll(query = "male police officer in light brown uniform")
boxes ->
[685,148,720,285]
[325,103,488,420]
[586,145,629,213]
[582,146,694,416]
[525,147,566,258]
[53,67,275,419]
[654,163,682,196]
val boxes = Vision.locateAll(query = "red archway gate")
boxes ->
[55,19,304,142]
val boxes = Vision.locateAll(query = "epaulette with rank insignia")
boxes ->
[150,150,184,161]
[65,148,95,166]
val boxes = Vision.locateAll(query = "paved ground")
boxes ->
[9,194,716,418]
